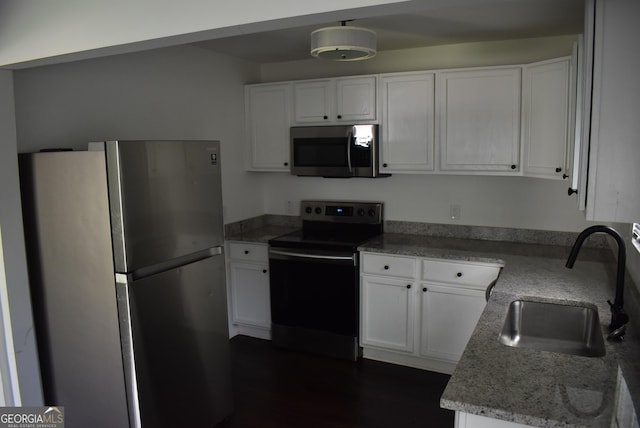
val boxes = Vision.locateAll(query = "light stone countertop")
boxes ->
[225,224,296,244]
[223,222,639,426]
[359,233,640,427]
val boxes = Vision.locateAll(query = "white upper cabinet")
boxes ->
[293,76,377,124]
[244,82,292,171]
[585,0,640,223]
[293,79,332,123]
[439,67,522,173]
[335,76,377,122]
[379,72,435,173]
[244,61,575,179]
[522,57,573,179]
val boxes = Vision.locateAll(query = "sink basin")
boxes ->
[498,300,606,357]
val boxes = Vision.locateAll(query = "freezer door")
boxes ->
[116,252,232,428]
[106,140,224,273]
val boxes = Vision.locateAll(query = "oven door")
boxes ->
[268,247,360,360]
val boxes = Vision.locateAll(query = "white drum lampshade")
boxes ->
[310,26,377,61]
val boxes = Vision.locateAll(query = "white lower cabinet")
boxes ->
[360,251,501,373]
[227,241,271,339]
[615,369,640,428]
[455,412,534,428]
[361,275,415,353]
[419,283,486,362]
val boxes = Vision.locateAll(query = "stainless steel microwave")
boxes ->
[290,124,389,178]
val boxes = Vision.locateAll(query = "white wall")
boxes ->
[260,173,592,232]
[259,35,579,81]
[13,44,263,223]
[257,36,595,233]
[13,35,597,235]
[0,71,43,405]
[0,0,410,68]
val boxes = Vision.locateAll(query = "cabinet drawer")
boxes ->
[228,242,268,262]
[422,258,501,287]
[362,253,416,278]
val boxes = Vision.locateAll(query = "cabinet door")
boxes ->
[456,412,534,428]
[380,72,435,173]
[229,262,271,328]
[245,83,291,171]
[615,371,639,428]
[361,275,415,352]
[439,67,521,172]
[335,76,377,122]
[420,284,485,362]
[293,80,332,123]
[522,58,572,179]
[586,0,640,223]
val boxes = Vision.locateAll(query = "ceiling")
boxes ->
[194,0,585,64]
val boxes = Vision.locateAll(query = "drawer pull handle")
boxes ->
[406,284,411,289]
[262,269,267,274]
[384,265,389,270]
[422,287,427,292]
[456,272,463,278]
[244,250,250,254]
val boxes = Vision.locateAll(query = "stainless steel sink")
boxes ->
[498,300,606,357]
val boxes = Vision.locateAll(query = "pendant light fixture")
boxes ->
[310,21,377,61]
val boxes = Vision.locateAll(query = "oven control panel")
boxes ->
[300,200,383,224]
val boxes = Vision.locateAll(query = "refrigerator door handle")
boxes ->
[119,246,223,281]
[115,279,142,428]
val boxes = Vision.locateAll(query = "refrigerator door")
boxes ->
[18,152,130,428]
[105,140,224,273]
[116,252,232,428]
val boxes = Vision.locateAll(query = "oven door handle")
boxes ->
[269,249,357,266]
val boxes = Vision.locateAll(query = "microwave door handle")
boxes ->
[347,130,353,174]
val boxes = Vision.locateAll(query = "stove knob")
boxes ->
[315,207,322,214]
[305,206,312,214]
[358,208,365,216]
[368,209,377,217]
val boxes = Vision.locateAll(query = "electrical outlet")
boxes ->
[285,200,294,215]
[450,204,461,220]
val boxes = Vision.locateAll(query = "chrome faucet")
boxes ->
[565,225,629,340]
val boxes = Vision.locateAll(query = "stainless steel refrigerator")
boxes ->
[19,140,232,428]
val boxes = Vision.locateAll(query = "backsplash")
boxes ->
[226,215,608,248]
[224,214,301,237]
[385,220,609,248]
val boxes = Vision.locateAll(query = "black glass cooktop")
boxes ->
[269,200,383,251]
[269,228,380,251]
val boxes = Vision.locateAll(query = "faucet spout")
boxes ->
[565,225,629,336]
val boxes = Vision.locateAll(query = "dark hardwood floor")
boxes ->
[226,335,455,428]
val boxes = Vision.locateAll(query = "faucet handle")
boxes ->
[607,324,626,341]
[607,300,629,332]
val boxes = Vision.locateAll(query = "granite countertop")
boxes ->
[359,233,640,427]
[225,224,296,243]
